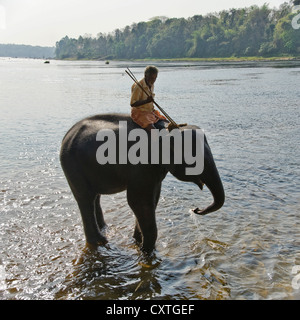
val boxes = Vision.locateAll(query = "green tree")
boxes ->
[55,36,78,59]
[274,13,300,53]
[55,3,299,60]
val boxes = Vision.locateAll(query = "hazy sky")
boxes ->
[0,0,287,47]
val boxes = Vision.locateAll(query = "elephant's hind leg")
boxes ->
[94,194,106,229]
[76,194,108,246]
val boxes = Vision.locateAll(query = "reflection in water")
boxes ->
[54,235,231,300]
[55,244,162,300]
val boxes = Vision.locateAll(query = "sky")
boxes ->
[0,0,288,47]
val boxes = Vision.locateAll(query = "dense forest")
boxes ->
[0,44,55,59]
[55,1,300,60]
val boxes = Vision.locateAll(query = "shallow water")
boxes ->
[0,58,300,300]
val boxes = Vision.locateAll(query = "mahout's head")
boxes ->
[144,65,158,87]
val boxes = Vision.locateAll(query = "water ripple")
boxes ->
[1,59,300,299]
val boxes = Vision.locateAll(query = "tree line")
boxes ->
[55,1,300,60]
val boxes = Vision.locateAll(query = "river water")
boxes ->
[0,58,299,300]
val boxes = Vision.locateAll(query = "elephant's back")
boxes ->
[86,113,132,129]
[62,113,135,142]
[65,113,130,137]
[60,113,139,158]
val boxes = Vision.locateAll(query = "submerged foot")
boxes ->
[86,235,108,248]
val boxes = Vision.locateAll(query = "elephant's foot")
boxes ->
[86,234,108,248]
[141,242,156,255]
[140,232,157,254]
[133,228,156,253]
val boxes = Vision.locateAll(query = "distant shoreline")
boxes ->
[57,55,300,63]
[1,55,300,63]
[134,56,300,63]
[0,43,55,59]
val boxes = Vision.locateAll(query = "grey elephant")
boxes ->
[60,113,225,253]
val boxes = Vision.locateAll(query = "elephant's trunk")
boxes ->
[194,179,225,215]
[194,152,225,215]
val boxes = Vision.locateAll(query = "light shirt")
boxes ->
[130,78,155,112]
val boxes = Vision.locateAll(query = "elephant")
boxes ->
[60,113,225,253]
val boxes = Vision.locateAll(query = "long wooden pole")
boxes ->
[125,68,179,128]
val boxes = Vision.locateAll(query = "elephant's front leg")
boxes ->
[127,187,158,253]
[135,209,157,253]
[133,221,142,244]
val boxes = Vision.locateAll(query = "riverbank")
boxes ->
[133,56,300,63]
[57,55,300,63]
